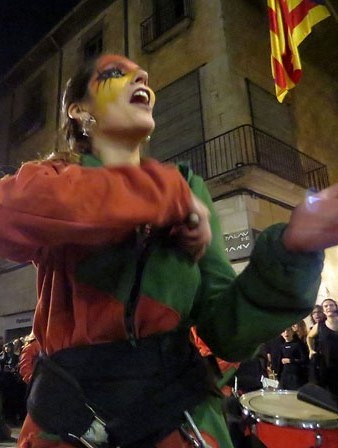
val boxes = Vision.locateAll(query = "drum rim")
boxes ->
[240,389,338,429]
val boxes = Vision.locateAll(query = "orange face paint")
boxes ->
[88,54,155,112]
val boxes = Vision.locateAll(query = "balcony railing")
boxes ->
[165,125,329,191]
[141,0,193,50]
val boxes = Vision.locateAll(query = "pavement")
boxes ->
[0,426,20,447]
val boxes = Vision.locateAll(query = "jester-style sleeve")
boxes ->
[0,159,191,263]
[189,173,324,361]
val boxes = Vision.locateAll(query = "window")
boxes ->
[247,81,305,185]
[247,80,296,146]
[141,0,193,51]
[83,31,103,61]
[9,73,46,144]
[148,70,206,177]
[153,0,186,34]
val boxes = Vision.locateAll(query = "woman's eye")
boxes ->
[97,68,124,81]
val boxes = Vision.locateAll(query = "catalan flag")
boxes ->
[268,0,331,102]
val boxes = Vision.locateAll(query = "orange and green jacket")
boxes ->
[0,154,324,448]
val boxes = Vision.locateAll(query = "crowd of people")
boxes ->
[203,300,338,401]
[0,333,40,442]
[257,300,338,396]
[0,337,25,442]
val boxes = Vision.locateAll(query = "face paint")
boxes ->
[88,55,155,112]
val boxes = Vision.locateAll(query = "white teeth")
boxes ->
[132,90,149,103]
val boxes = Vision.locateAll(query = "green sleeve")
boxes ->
[188,172,324,361]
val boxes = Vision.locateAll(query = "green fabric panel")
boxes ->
[81,153,103,167]
[75,240,138,303]
[217,366,237,390]
[140,245,200,319]
[192,394,235,448]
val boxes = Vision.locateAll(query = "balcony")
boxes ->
[141,0,193,52]
[165,125,329,192]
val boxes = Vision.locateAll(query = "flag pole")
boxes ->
[323,0,338,22]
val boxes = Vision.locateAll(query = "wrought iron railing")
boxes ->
[141,0,193,48]
[166,125,329,191]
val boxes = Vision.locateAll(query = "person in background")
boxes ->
[308,304,325,384]
[0,53,337,448]
[292,320,308,344]
[13,338,23,357]
[2,342,21,425]
[307,298,338,395]
[309,304,325,329]
[278,327,309,390]
[292,319,309,383]
[265,335,284,381]
[0,338,14,442]
[0,338,4,372]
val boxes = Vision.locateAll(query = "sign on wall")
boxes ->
[1,310,34,342]
[223,228,259,261]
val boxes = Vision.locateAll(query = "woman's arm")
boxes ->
[307,323,319,359]
[0,159,192,262]
[187,172,323,361]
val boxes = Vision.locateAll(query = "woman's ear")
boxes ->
[68,103,85,120]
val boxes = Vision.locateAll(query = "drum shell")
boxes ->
[254,421,338,448]
[240,390,338,448]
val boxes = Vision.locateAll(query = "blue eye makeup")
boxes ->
[96,67,125,84]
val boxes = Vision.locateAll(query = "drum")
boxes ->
[240,390,338,448]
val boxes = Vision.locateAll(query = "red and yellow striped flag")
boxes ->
[268,0,330,102]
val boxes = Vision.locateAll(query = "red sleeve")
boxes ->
[191,327,240,372]
[0,159,191,262]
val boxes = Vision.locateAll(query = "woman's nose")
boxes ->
[132,69,148,86]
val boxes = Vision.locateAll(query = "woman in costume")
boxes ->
[307,298,338,395]
[0,53,338,448]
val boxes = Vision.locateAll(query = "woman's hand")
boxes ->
[171,194,212,261]
[283,184,338,252]
[281,358,291,364]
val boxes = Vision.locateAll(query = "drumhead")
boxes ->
[240,390,338,429]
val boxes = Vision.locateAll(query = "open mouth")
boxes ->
[130,88,151,106]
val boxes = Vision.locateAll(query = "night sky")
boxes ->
[0,0,81,79]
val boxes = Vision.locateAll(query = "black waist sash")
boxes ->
[27,329,212,448]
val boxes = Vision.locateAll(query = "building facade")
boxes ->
[0,0,337,340]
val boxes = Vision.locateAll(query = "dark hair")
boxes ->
[310,304,324,325]
[321,298,338,307]
[59,58,98,158]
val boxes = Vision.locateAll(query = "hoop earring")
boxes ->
[81,114,96,137]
